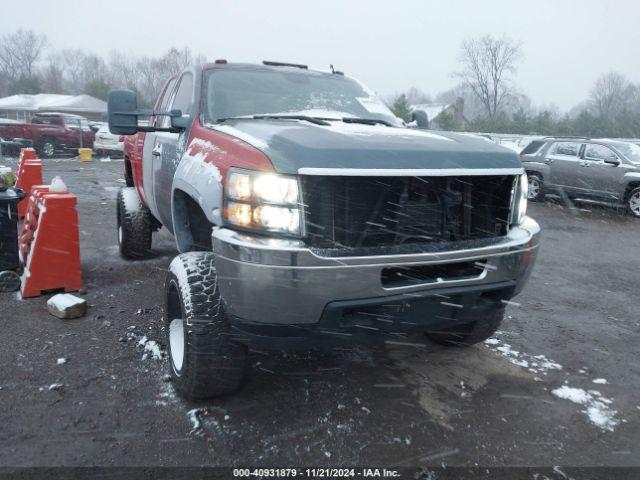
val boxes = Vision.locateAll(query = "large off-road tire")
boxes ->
[527,173,545,202]
[116,187,153,259]
[39,139,56,158]
[626,186,640,218]
[164,252,246,400]
[425,303,505,347]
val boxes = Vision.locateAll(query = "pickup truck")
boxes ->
[108,61,540,399]
[0,113,95,157]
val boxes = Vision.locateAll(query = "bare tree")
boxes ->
[405,87,431,105]
[0,29,47,81]
[589,71,633,119]
[40,60,65,93]
[454,35,521,117]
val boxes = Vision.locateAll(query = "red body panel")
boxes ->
[186,119,274,180]
[124,132,147,205]
[0,123,31,140]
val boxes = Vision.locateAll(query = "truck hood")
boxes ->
[209,119,522,175]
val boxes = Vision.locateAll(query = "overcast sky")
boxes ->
[3,0,639,111]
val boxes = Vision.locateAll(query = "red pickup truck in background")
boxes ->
[0,112,95,157]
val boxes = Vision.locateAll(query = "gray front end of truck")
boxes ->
[209,126,540,346]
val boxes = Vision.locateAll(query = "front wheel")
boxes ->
[425,304,505,347]
[627,187,640,218]
[164,252,246,400]
[527,173,545,202]
[116,187,153,259]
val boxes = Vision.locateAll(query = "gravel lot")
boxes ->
[1,156,639,472]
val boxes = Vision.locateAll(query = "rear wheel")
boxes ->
[425,303,505,347]
[626,187,640,218]
[40,139,55,158]
[527,173,544,202]
[116,187,153,259]
[165,252,246,399]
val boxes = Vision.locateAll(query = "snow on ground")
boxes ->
[552,385,619,432]
[187,408,204,435]
[483,336,562,376]
[485,333,621,432]
[137,335,164,360]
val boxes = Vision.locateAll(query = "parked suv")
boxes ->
[108,61,540,399]
[522,137,640,216]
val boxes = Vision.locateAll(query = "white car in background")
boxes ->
[93,123,124,157]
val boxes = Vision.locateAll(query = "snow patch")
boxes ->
[143,341,163,360]
[56,358,67,365]
[207,124,270,150]
[484,337,562,375]
[179,150,222,184]
[137,335,164,360]
[552,385,619,432]
[121,188,142,214]
[187,408,205,435]
[318,121,453,141]
[592,378,608,385]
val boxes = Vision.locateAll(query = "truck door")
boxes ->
[152,71,195,233]
[142,77,178,220]
[544,141,583,196]
[579,143,626,201]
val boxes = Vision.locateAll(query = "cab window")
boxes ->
[155,78,178,129]
[171,73,194,114]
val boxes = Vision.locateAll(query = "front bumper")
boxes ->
[93,140,124,154]
[213,216,540,336]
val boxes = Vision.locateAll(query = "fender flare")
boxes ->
[171,152,224,253]
[522,161,550,179]
[623,172,640,186]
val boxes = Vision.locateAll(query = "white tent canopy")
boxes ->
[0,94,106,118]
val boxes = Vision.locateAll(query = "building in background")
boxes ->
[0,94,107,121]
[411,97,466,130]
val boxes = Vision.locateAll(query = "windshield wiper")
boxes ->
[253,115,331,126]
[214,115,393,127]
[216,115,330,126]
[340,117,393,127]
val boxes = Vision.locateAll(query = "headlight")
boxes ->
[224,169,302,236]
[512,173,528,225]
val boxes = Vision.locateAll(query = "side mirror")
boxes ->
[604,157,620,166]
[108,89,139,135]
[411,110,429,129]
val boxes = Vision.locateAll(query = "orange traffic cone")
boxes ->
[15,151,43,218]
[17,147,37,164]
[19,179,82,298]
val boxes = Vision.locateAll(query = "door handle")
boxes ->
[545,159,554,164]
[152,146,162,157]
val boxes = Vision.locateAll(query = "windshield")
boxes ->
[203,68,400,125]
[613,141,640,163]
